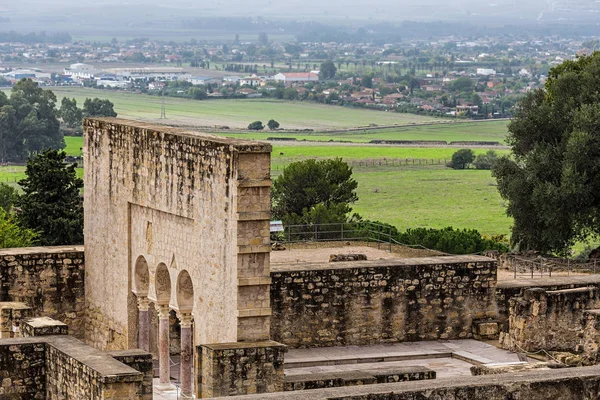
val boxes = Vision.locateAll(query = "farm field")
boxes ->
[39,87,447,130]
[351,166,510,236]
[224,120,510,144]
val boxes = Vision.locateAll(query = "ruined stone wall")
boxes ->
[501,287,600,352]
[196,341,286,398]
[0,339,45,399]
[83,118,271,350]
[0,246,85,338]
[223,364,600,400]
[108,350,153,400]
[270,256,497,348]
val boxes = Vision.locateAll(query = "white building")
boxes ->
[271,72,319,83]
[64,63,101,81]
[476,68,497,76]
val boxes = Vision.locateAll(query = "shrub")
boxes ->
[397,226,508,254]
[474,150,499,170]
[449,149,475,169]
[267,119,280,130]
[248,121,264,130]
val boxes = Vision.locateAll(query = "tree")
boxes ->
[248,121,264,130]
[59,97,83,128]
[0,183,18,212]
[362,74,373,88]
[0,208,39,249]
[272,158,358,224]
[83,98,117,118]
[450,76,474,93]
[474,150,499,170]
[0,79,63,161]
[449,149,475,170]
[17,149,84,246]
[267,119,280,130]
[258,32,269,46]
[319,60,337,80]
[492,52,600,253]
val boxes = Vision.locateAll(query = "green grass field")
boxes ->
[42,87,446,130]
[224,120,510,144]
[351,166,510,235]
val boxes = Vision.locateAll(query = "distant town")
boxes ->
[1,33,597,118]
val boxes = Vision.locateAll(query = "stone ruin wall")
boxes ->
[270,255,498,348]
[501,286,600,354]
[83,118,272,350]
[0,246,85,338]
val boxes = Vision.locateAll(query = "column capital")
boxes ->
[177,312,194,328]
[155,303,171,318]
[137,296,150,311]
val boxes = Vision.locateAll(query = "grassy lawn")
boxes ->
[41,87,445,130]
[64,136,84,157]
[352,166,511,236]
[223,120,510,143]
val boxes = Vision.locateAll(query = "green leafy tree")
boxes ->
[450,76,474,93]
[17,149,84,246]
[0,208,39,249]
[449,149,475,170]
[59,97,83,128]
[0,79,63,161]
[272,158,358,224]
[493,52,600,253]
[0,183,18,212]
[83,98,117,118]
[267,119,280,130]
[319,60,337,80]
[474,150,499,170]
[248,121,264,130]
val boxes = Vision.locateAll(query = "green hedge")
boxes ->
[397,226,508,254]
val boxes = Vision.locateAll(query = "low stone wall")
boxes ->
[0,339,46,399]
[270,256,497,348]
[107,350,154,400]
[0,335,146,400]
[220,365,600,400]
[0,246,85,339]
[196,341,287,398]
[501,286,600,352]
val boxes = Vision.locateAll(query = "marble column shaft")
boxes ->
[157,304,171,385]
[178,312,194,397]
[137,296,150,352]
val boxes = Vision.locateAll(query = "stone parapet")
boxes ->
[196,340,287,398]
[0,246,85,339]
[21,317,69,337]
[271,256,497,348]
[108,349,154,400]
[0,302,32,338]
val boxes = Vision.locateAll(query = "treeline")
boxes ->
[0,31,71,44]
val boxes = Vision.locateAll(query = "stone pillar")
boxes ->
[178,312,193,397]
[137,296,150,352]
[156,304,171,385]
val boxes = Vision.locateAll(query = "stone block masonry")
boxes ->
[107,350,154,400]
[0,246,85,339]
[501,286,600,353]
[83,118,272,350]
[270,256,497,348]
[196,341,287,398]
[0,335,147,400]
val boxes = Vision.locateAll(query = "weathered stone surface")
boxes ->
[0,339,45,399]
[0,246,85,339]
[21,317,68,337]
[196,340,287,398]
[329,254,368,262]
[501,286,600,352]
[108,349,153,400]
[470,362,550,375]
[271,256,497,348]
[218,364,600,400]
[83,118,272,349]
[0,302,32,338]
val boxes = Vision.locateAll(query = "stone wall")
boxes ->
[221,364,600,400]
[0,246,85,339]
[196,341,286,398]
[83,118,272,350]
[108,350,154,400]
[270,256,497,348]
[501,287,600,352]
[0,339,45,399]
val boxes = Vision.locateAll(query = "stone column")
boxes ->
[137,296,150,352]
[156,303,171,385]
[178,312,193,397]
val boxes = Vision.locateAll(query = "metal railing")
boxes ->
[272,221,439,253]
[507,255,600,279]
